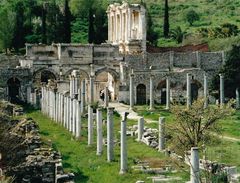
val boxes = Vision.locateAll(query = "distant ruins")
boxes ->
[0,2,225,107]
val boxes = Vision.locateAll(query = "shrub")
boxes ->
[185,10,200,26]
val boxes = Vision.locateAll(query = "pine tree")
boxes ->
[163,0,169,38]
[63,0,71,43]
[88,7,94,44]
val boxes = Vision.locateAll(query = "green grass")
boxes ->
[24,109,188,183]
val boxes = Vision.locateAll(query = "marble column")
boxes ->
[107,107,114,162]
[76,99,81,138]
[204,73,208,108]
[120,112,129,174]
[67,96,71,131]
[137,117,144,141]
[219,74,225,106]
[187,73,192,109]
[90,76,94,104]
[129,71,134,110]
[88,105,93,146]
[63,95,67,128]
[72,98,76,136]
[158,117,165,151]
[149,74,154,110]
[104,86,109,108]
[190,147,200,183]
[69,98,73,132]
[166,76,170,110]
[96,108,103,156]
[236,88,239,109]
[81,79,86,114]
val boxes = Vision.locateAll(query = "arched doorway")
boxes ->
[191,80,202,102]
[33,69,57,87]
[136,84,146,105]
[7,77,21,103]
[157,80,166,105]
[95,70,118,101]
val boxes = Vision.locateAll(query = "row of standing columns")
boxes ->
[41,86,82,138]
[129,71,239,110]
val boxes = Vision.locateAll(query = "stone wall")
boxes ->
[0,102,74,182]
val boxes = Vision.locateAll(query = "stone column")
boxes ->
[81,79,86,114]
[70,76,73,98]
[236,88,239,109]
[88,105,93,146]
[166,76,170,110]
[137,117,144,141]
[129,71,134,110]
[96,108,103,156]
[149,74,154,110]
[76,99,81,138]
[67,96,71,131]
[63,95,67,128]
[190,147,200,183]
[69,97,73,132]
[204,73,208,108]
[72,98,76,136]
[187,73,192,109]
[219,74,225,106]
[158,117,165,151]
[120,112,129,174]
[104,86,109,108]
[107,107,115,162]
[90,76,94,104]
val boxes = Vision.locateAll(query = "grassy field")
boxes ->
[24,109,189,183]
[21,104,240,182]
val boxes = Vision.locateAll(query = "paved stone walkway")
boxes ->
[109,102,240,142]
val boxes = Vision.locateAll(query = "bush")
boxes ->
[185,10,200,26]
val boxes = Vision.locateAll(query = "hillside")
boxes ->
[128,0,240,50]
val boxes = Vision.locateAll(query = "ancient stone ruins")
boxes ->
[0,1,239,183]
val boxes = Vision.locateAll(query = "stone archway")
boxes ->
[64,69,89,81]
[7,77,21,103]
[95,68,119,102]
[157,80,166,105]
[33,69,58,87]
[136,84,146,105]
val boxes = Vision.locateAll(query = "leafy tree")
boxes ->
[211,45,240,98]
[0,8,16,54]
[186,10,199,26]
[163,0,169,38]
[147,12,158,46]
[169,99,234,155]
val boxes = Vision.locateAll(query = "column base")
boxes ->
[119,169,127,174]
[96,152,102,156]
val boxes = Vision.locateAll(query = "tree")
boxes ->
[63,0,71,43]
[147,12,158,46]
[169,99,234,155]
[171,26,185,44]
[186,10,199,26]
[211,45,240,98]
[0,8,16,54]
[163,0,169,38]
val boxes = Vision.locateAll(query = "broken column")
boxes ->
[204,73,208,108]
[88,105,93,146]
[187,73,192,109]
[120,112,129,174]
[81,79,86,114]
[236,88,239,109]
[96,108,103,155]
[107,107,115,162]
[166,76,170,110]
[190,147,200,183]
[129,70,134,110]
[158,117,165,151]
[219,74,225,107]
[137,117,144,141]
[149,74,154,110]
[104,86,109,108]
